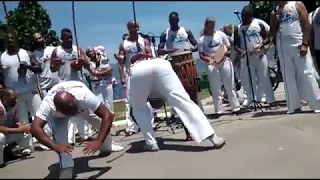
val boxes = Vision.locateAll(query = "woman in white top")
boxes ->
[198,17,241,114]
[86,47,124,152]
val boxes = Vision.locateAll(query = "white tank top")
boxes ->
[238,18,269,52]
[123,36,145,74]
[56,45,83,82]
[165,27,190,54]
[277,1,302,46]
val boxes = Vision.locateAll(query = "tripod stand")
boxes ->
[241,29,264,113]
[234,12,264,114]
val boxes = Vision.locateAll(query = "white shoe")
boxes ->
[143,144,159,152]
[242,99,248,106]
[32,137,38,143]
[208,134,226,149]
[21,148,32,156]
[260,97,267,103]
[314,110,320,114]
[39,144,50,151]
[111,143,124,152]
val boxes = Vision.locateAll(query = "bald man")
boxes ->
[30,81,114,178]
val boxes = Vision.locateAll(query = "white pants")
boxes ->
[241,53,275,104]
[124,76,139,132]
[277,42,320,111]
[50,109,112,169]
[16,92,42,151]
[207,58,240,113]
[0,133,29,164]
[129,59,214,145]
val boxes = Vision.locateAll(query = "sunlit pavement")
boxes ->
[1,83,320,178]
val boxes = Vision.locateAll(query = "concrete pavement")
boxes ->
[1,83,320,178]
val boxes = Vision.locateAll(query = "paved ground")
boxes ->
[1,83,320,178]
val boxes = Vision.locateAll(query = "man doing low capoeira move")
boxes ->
[123,20,226,151]
[30,81,115,178]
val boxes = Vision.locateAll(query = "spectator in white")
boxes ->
[198,17,241,114]
[32,32,58,151]
[86,47,124,152]
[269,1,320,114]
[0,89,31,167]
[234,5,277,109]
[50,28,93,144]
[30,81,115,179]
[0,29,42,156]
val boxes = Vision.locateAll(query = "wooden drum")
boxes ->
[170,51,199,103]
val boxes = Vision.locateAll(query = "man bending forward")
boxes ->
[30,81,114,178]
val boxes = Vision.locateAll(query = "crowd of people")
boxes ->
[0,1,319,178]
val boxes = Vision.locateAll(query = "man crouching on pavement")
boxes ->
[30,80,115,179]
[0,89,31,168]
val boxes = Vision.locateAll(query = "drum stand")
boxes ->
[241,29,264,114]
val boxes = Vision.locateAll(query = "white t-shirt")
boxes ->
[35,81,102,120]
[198,31,230,57]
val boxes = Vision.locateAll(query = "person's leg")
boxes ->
[51,117,74,178]
[125,78,139,133]
[207,64,223,114]
[16,93,34,153]
[219,58,241,112]
[255,54,276,104]
[277,42,301,113]
[129,61,157,150]
[155,59,222,146]
[0,133,5,165]
[294,49,320,112]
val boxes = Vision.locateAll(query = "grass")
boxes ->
[112,88,211,122]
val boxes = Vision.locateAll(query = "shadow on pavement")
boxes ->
[126,138,214,154]
[44,155,112,179]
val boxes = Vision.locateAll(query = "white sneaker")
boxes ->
[314,110,320,114]
[21,148,32,156]
[143,144,159,152]
[39,144,50,151]
[242,99,248,106]
[111,143,125,152]
[260,97,267,103]
[208,134,226,149]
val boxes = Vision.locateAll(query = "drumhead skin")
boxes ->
[171,50,192,57]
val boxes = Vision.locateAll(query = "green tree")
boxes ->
[250,1,275,24]
[6,1,60,51]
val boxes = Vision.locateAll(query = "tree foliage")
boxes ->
[6,1,61,51]
[250,1,275,25]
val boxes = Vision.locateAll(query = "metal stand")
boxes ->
[234,12,264,113]
[241,28,264,113]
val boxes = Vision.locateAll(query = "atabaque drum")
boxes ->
[169,51,199,103]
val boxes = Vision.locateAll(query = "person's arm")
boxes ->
[157,31,177,55]
[198,38,212,63]
[83,90,114,144]
[24,51,42,74]
[118,63,125,82]
[221,32,231,55]
[30,99,56,150]
[258,22,270,46]
[144,38,153,57]
[50,48,61,72]
[114,43,125,65]
[186,29,198,52]
[0,107,26,134]
[296,1,311,46]
[233,26,245,54]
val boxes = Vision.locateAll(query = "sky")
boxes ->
[3,1,249,63]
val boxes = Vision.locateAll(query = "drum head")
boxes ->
[211,44,226,63]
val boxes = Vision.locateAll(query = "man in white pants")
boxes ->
[270,1,320,114]
[32,32,59,151]
[30,81,114,178]
[0,30,43,156]
[51,28,93,144]
[125,20,225,151]
[234,5,277,109]
[0,89,31,167]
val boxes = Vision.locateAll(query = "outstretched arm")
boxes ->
[186,29,198,52]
